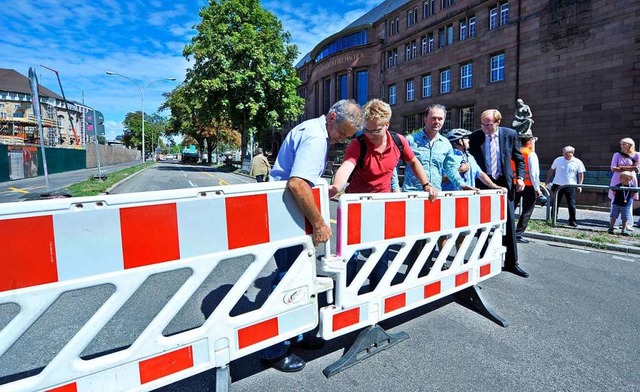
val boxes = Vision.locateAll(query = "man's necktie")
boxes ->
[490,133,498,179]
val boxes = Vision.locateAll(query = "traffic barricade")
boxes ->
[318,190,508,376]
[0,181,332,392]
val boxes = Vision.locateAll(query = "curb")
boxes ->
[105,164,153,194]
[525,231,640,255]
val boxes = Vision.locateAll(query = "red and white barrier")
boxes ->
[319,190,507,339]
[0,181,331,392]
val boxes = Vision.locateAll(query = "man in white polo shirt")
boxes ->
[546,146,586,227]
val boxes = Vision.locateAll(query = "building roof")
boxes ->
[0,68,63,100]
[295,0,410,69]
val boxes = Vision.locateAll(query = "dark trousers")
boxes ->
[482,176,519,268]
[256,174,266,183]
[551,185,577,224]
[514,185,536,238]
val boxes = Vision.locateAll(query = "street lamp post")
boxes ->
[106,71,176,162]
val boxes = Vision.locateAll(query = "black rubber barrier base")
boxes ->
[457,285,509,327]
[323,324,409,378]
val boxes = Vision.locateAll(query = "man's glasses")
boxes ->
[481,122,496,127]
[364,124,388,135]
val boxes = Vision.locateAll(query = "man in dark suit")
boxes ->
[468,109,529,278]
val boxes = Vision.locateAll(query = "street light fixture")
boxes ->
[106,71,176,162]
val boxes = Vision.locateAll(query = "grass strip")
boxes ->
[67,162,154,197]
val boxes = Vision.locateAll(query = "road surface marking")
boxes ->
[330,219,337,224]
[569,249,591,254]
[7,187,30,194]
[612,255,635,262]
[188,180,197,187]
[218,179,229,186]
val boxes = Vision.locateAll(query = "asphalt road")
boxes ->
[1,164,638,391]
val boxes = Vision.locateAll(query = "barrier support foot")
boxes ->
[458,285,509,327]
[215,366,230,392]
[322,324,408,378]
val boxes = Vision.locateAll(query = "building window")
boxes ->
[323,79,331,114]
[423,0,435,19]
[500,3,509,26]
[489,7,498,30]
[428,34,434,52]
[446,24,454,45]
[490,53,505,82]
[338,74,348,100]
[421,36,428,55]
[405,40,417,61]
[440,68,451,94]
[406,79,415,101]
[460,62,473,89]
[389,17,400,36]
[389,84,397,105]
[405,115,417,132]
[315,30,368,62]
[469,16,476,37]
[438,28,445,48]
[388,48,399,68]
[444,109,452,131]
[459,16,476,41]
[355,70,368,106]
[422,74,432,97]
[441,0,455,10]
[407,7,418,27]
[460,107,475,130]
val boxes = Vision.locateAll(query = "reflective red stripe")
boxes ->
[121,203,180,269]
[305,188,322,234]
[455,272,469,286]
[384,293,406,313]
[237,317,279,349]
[480,263,491,277]
[424,281,441,298]
[347,204,362,245]
[139,346,194,384]
[333,307,360,331]
[480,196,492,224]
[455,197,469,228]
[384,201,406,239]
[46,382,77,392]
[0,215,58,292]
[225,194,270,249]
[500,195,506,220]
[424,199,441,232]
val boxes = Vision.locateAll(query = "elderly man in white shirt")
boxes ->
[546,145,586,227]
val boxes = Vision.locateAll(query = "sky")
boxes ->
[0,0,382,142]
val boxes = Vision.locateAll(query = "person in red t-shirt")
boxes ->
[329,99,432,292]
[329,99,434,197]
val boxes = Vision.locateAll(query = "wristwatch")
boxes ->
[516,177,524,181]
[422,183,431,190]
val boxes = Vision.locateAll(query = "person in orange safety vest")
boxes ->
[512,134,542,243]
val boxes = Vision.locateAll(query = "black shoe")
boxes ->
[291,335,325,350]
[516,237,530,244]
[504,264,529,278]
[262,352,305,372]
[568,222,578,227]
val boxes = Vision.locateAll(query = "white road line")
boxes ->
[188,180,197,187]
[569,249,591,254]
[612,255,635,262]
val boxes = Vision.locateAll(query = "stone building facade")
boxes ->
[293,0,639,169]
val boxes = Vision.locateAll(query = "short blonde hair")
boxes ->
[363,99,392,122]
[620,138,635,147]
[620,171,635,180]
[480,109,502,123]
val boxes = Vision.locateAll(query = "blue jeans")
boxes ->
[260,245,304,360]
[346,248,390,291]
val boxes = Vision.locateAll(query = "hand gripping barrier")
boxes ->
[318,190,508,376]
[0,181,333,392]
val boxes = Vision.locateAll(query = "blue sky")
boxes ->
[0,0,381,141]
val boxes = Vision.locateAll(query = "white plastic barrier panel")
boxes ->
[0,180,332,392]
[319,190,507,339]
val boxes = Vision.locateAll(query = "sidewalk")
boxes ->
[523,204,640,255]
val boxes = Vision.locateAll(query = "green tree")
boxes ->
[122,111,169,154]
[181,0,304,160]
